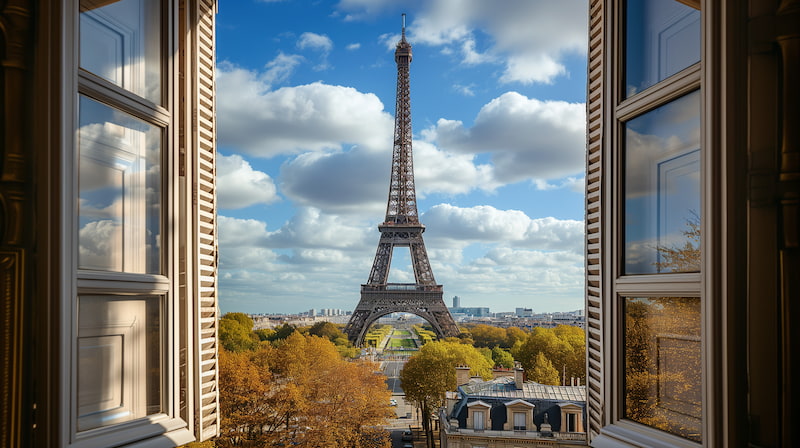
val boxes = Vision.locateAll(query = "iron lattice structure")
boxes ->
[344,17,460,345]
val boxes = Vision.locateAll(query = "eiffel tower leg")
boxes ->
[366,242,393,285]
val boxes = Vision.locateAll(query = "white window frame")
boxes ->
[60,1,193,446]
[503,399,534,432]
[589,0,722,447]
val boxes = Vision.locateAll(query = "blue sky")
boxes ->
[215,0,589,315]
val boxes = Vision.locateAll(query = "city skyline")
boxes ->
[215,1,589,315]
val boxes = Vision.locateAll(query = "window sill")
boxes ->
[70,416,193,448]
[591,422,700,448]
[119,427,194,448]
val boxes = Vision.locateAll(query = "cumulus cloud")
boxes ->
[423,92,586,183]
[262,207,372,250]
[78,219,121,269]
[297,32,333,52]
[217,63,394,157]
[453,83,476,96]
[216,154,279,209]
[280,147,388,216]
[297,32,333,70]
[423,203,583,252]
[346,42,361,50]
[339,0,587,84]
[279,139,500,216]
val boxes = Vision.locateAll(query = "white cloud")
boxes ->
[262,207,371,250]
[413,140,499,195]
[217,63,394,157]
[453,83,476,96]
[297,32,333,70]
[346,42,361,50]
[297,32,333,52]
[216,154,279,209]
[424,92,586,183]
[279,139,500,217]
[461,38,495,65]
[422,203,584,252]
[217,205,586,314]
[280,147,388,216]
[339,0,587,85]
[78,219,121,268]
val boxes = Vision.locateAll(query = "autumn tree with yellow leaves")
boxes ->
[216,331,392,447]
[400,340,493,448]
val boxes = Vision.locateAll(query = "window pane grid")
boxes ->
[73,0,170,441]
[622,296,702,442]
[612,1,704,444]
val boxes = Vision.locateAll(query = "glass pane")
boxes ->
[624,297,701,442]
[514,412,526,429]
[625,0,700,97]
[80,0,161,103]
[624,90,700,274]
[77,295,162,432]
[78,96,161,274]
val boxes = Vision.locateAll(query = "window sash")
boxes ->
[513,411,526,430]
[473,411,485,430]
[63,0,191,446]
[599,0,707,446]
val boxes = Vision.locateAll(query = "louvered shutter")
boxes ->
[192,0,220,441]
[585,0,604,440]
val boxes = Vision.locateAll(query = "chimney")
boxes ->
[456,366,471,387]
[514,367,524,390]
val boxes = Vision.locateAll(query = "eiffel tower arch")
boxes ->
[344,15,459,346]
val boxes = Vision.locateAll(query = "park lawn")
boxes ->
[388,337,416,349]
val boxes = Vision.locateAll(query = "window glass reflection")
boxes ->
[78,96,161,274]
[624,90,700,274]
[624,296,701,442]
[625,0,700,97]
[80,0,161,103]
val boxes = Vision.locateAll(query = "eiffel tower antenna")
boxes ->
[344,15,459,345]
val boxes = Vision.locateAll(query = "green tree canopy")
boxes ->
[491,346,515,368]
[219,318,257,352]
[469,324,508,348]
[221,312,254,331]
[528,352,560,385]
[516,325,585,384]
[400,341,493,447]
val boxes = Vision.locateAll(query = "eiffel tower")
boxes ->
[344,15,460,346]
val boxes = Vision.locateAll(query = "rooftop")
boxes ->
[460,376,586,402]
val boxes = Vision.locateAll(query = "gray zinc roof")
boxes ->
[460,377,586,402]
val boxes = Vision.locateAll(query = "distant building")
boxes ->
[453,296,461,308]
[450,306,491,317]
[516,307,534,317]
[440,367,587,447]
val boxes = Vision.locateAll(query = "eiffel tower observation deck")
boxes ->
[344,15,460,346]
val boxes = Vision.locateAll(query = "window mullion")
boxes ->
[78,71,170,127]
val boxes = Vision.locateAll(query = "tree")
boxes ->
[654,214,701,273]
[469,324,507,348]
[505,326,527,348]
[216,332,392,447]
[528,352,560,385]
[222,312,254,331]
[400,341,493,447]
[624,297,701,441]
[219,318,257,352]
[491,346,515,368]
[307,321,344,340]
[516,326,585,384]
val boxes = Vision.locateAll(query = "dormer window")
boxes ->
[503,399,535,432]
[559,403,584,433]
[467,400,492,431]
